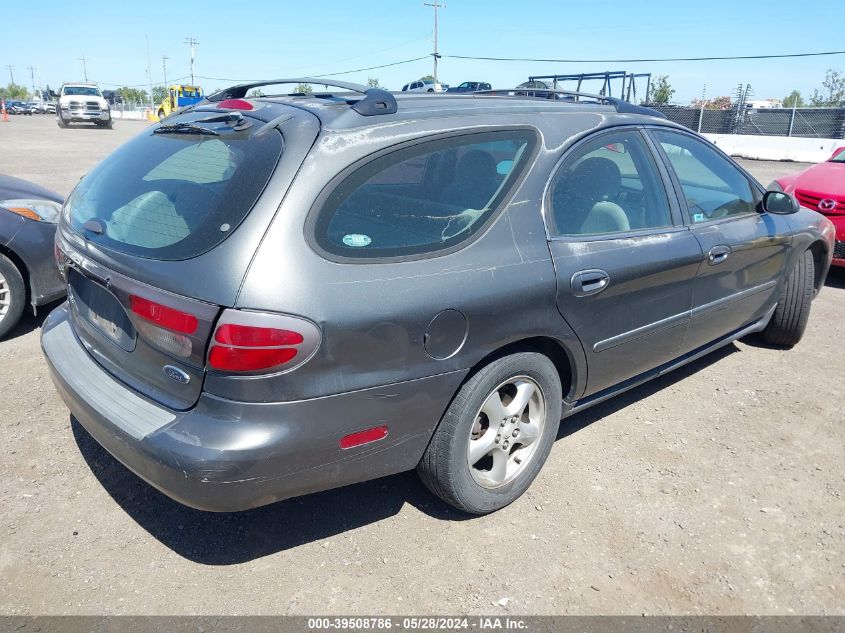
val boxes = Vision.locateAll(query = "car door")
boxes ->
[546,128,703,397]
[648,128,791,351]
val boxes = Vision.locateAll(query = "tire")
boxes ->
[762,249,814,347]
[157,109,166,120]
[56,112,67,128]
[417,351,562,514]
[0,254,26,340]
[100,117,114,129]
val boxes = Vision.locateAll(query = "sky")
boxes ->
[4,0,845,104]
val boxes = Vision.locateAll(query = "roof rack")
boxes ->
[474,88,667,118]
[206,78,398,116]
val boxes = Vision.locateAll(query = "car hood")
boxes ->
[0,173,63,204]
[780,161,845,196]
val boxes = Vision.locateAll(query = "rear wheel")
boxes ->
[417,351,562,514]
[157,109,166,120]
[762,249,814,347]
[0,254,26,340]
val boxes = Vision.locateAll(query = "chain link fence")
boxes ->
[649,106,845,139]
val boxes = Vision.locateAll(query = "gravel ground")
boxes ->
[0,115,842,616]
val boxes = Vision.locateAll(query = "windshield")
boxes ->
[830,150,845,163]
[63,86,101,97]
[65,120,283,260]
[422,80,434,85]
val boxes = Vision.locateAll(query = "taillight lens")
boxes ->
[130,295,198,334]
[129,294,198,358]
[207,310,320,374]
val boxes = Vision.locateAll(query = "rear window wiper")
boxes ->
[153,122,220,136]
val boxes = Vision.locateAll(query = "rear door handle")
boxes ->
[708,245,731,265]
[571,269,610,297]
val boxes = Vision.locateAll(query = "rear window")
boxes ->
[65,122,283,260]
[311,130,536,260]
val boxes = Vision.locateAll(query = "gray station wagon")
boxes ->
[41,79,835,515]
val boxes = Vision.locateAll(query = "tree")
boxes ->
[810,69,845,107]
[420,74,435,81]
[294,83,313,94]
[783,90,804,108]
[647,75,674,106]
[247,88,265,97]
[116,86,149,104]
[0,83,29,100]
[367,77,381,88]
[151,85,168,104]
[690,95,732,110]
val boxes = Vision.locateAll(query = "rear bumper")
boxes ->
[42,303,464,512]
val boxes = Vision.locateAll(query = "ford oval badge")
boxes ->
[163,365,191,385]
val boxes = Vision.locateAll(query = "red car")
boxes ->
[774,147,845,267]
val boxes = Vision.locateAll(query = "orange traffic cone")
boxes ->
[1,100,9,122]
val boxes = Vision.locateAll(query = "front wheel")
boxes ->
[56,112,68,128]
[0,254,26,340]
[157,109,166,120]
[417,351,562,514]
[761,249,814,347]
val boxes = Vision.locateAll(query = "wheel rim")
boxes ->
[0,269,10,320]
[467,375,546,489]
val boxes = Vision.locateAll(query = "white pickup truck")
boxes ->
[57,83,113,129]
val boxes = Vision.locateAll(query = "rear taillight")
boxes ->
[130,295,198,334]
[129,294,198,358]
[207,310,320,374]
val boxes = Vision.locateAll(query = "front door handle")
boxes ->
[708,245,731,265]
[571,269,610,297]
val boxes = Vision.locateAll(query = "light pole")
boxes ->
[162,55,169,87]
[78,56,88,82]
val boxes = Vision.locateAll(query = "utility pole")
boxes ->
[423,1,444,83]
[145,35,154,108]
[162,55,169,86]
[27,66,36,96]
[78,56,88,82]
[6,65,14,84]
[184,37,199,85]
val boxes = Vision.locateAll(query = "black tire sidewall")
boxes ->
[0,254,26,339]
[438,352,562,514]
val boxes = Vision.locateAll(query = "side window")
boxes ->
[548,129,672,237]
[651,129,756,223]
[402,84,409,92]
[312,131,536,259]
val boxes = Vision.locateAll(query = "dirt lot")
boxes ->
[1,115,842,616]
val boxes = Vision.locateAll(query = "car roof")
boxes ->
[245,92,669,130]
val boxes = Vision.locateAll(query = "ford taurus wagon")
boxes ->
[42,79,835,514]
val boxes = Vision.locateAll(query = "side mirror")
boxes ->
[763,190,800,215]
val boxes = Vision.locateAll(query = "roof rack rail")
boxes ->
[475,88,667,119]
[206,78,398,116]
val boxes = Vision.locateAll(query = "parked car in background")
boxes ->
[0,174,66,339]
[44,102,57,114]
[773,146,845,267]
[447,81,492,93]
[401,79,446,93]
[57,83,113,129]
[42,78,833,517]
[6,101,33,115]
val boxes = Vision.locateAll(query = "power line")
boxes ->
[442,50,845,64]
[195,55,429,84]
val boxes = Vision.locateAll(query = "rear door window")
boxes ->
[65,120,283,260]
[310,130,537,260]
